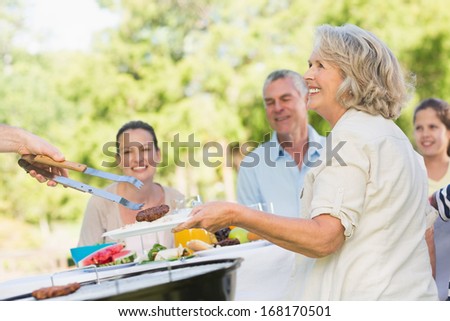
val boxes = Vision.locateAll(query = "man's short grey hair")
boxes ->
[263,69,308,98]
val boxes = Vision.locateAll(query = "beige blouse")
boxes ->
[297,109,438,300]
[77,183,184,251]
[428,164,450,196]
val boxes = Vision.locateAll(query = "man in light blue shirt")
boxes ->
[237,70,325,218]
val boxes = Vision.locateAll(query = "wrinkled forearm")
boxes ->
[232,206,345,258]
[0,124,27,153]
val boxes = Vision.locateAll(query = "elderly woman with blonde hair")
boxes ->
[174,24,438,300]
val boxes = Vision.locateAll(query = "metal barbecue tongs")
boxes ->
[18,154,144,210]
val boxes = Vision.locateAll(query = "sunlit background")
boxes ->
[16,0,119,52]
[1,0,449,281]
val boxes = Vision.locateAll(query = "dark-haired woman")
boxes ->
[414,98,450,300]
[78,120,183,249]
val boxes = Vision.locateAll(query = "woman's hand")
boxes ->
[172,201,244,233]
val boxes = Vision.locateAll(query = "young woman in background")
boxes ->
[414,98,450,300]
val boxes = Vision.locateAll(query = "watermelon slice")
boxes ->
[70,243,116,265]
[77,243,126,267]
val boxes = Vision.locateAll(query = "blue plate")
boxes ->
[70,243,116,265]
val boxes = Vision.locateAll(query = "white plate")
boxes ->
[102,211,190,240]
[195,240,272,257]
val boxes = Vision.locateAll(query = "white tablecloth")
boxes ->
[197,242,311,300]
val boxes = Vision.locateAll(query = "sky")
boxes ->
[18,0,119,52]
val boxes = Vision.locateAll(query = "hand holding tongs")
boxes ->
[18,155,144,210]
[26,155,144,189]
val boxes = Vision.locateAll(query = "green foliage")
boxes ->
[1,0,450,228]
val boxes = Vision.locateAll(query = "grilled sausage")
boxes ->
[32,282,81,300]
[136,204,170,222]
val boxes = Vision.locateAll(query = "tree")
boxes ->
[2,0,450,225]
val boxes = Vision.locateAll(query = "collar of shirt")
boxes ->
[270,125,324,163]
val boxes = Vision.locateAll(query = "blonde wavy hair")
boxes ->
[313,24,414,120]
